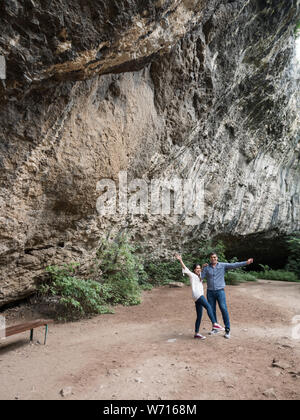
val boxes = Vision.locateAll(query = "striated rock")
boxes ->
[0,0,299,306]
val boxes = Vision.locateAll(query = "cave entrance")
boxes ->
[213,233,291,271]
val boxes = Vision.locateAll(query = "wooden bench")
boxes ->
[2,319,54,345]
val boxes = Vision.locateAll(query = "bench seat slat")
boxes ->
[2,319,53,338]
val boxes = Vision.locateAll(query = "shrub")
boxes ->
[38,263,113,320]
[144,259,188,286]
[285,236,300,279]
[249,270,299,282]
[96,233,144,306]
[225,271,257,286]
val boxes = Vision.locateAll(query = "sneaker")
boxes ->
[213,323,225,331]
[224,330,231,339]
[209,329,219,336]
[194,334,206,340]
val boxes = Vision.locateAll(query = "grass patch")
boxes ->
[249,270,299,282]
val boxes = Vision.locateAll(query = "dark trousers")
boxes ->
[207,289,230,332]
[195,295,217,333]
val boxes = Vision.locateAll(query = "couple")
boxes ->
[175,252,253,340]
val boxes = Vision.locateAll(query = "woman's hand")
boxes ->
[175,253,186,269]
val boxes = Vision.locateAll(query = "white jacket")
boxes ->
[182,267,204,302]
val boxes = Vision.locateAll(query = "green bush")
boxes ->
[144,259,188,286]
[249,269,299,282]
[96,233,144,306]
[285,235,300,279]
[225,271,257,286]
[38,263,113,320]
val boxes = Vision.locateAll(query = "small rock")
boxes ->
[134,378,144,383]
[60,387,73,397]
[273,370,282,377]
[263,388,277,399]
[167,339,177,343]
[168,282,185,288]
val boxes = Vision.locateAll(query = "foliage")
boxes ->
[285,235,300,279]
[96,233,144,306]
[259,264,270,272]
[225,271,257,286]
[38,263,113,320]
[295,20,300,37]
[248,269,299,282]
[144,259,187,286]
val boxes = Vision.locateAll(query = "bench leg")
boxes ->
[30,329,33,342]
[44,324,48,345]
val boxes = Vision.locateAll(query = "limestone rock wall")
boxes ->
[0,0,299,305]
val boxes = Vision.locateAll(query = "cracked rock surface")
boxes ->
[0,0,299,305]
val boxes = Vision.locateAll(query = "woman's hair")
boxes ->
[193,263,201,271]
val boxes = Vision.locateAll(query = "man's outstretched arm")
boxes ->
[223,259,253,270]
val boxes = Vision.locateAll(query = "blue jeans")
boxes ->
[195,295,217,333]
[207,289,230,332]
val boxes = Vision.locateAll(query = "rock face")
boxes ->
[0,0,299,306]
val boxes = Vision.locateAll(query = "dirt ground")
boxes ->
[0,279,300,400]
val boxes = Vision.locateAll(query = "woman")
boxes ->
[175,253,224,339]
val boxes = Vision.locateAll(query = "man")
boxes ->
[201,252,253,339]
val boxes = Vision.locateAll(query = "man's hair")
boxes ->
[209,252,218,257]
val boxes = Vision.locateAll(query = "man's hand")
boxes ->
[246,258,254,265]
[202,263,208,268]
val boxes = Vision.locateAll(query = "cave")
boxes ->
[215,233,291,271]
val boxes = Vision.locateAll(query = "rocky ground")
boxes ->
[0,279,299,400]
